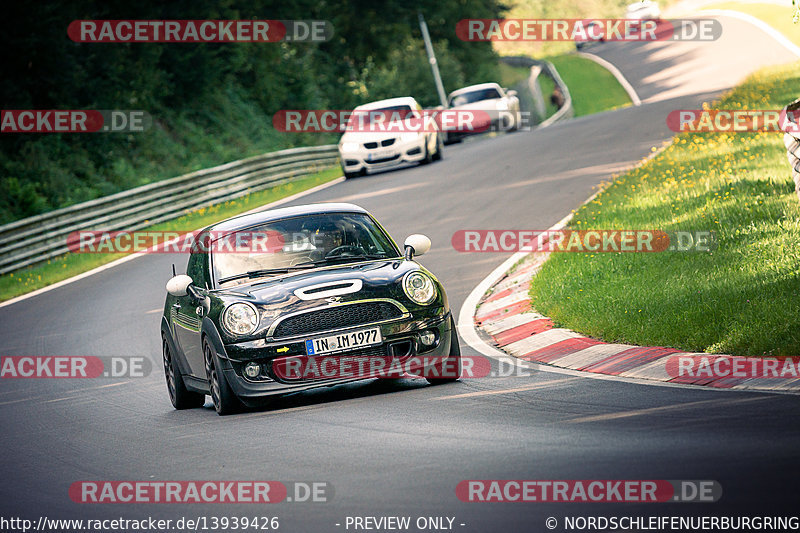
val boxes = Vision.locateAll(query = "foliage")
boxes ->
[0,0,504,223]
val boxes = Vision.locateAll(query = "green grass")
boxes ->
[0,166,342,303]
[537,71,560,120]
[498,63,533,89]
[0,87,337,225]
[701,3,800,46]
[528,61,800,356]
[493,0,632,58]
[548,55,632,117]
[501,54,631,122]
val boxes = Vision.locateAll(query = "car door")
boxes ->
[171,253,208,378]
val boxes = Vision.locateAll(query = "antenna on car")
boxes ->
[172,264,176,277]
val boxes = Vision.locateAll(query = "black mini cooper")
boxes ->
[161,203,460,415]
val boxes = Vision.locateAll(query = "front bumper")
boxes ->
[339,136,427,173]
[445,109,517,139]
[216,309,452,404]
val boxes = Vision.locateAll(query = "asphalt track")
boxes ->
[1,15,799,532]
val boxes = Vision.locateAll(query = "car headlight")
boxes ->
[496,100,509,111]
[340,142,359,152]
[400,132,419,142]
[403,271,437,305]
[222,302,259,336]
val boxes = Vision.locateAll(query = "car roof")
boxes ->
[354,97,418,111]
[204,203,371,234]
[448,83,502,99]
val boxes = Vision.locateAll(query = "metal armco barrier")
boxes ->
[499,56,574,127]
[0,145,339,274]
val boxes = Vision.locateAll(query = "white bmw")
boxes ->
[338,97,443,179]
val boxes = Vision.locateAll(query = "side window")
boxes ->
[186,253,207,288]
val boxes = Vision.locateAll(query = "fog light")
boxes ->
[419,330,436,346]
[244,362,261,379]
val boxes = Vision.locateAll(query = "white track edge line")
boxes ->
[700,10,800,59]
[455,148,795,394]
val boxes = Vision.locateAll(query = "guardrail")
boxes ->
[498,56,574,126]
[0,145,339,274]
[783,98,800,201]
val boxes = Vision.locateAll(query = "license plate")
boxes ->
[367,150,392,162]
[304,327,382,356]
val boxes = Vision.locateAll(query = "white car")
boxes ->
[338,97,442,179]
[446,83,520,142]
[626,0,660,19]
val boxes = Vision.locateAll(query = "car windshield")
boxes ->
[449,88,501,107]
[212,212,400,287]
[348,105,414,127]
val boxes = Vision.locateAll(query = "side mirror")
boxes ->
[166,275,194,297]
[507,90,518,97]
[404,234,431,260]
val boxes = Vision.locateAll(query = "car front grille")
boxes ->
[274,344,389,382]
[272,301,404,338]
[369,154,400,164]
[363,139,395,149]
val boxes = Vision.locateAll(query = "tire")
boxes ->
[426,317,462,385]
[420,138,432,165]
[343,164,360,179]
[508,110,520,132]
[432,134,443,161]
[162,334,205,410]
[204,339,243,416]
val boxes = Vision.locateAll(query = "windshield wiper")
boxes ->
[293,254,394,268]
[218,265,313,283]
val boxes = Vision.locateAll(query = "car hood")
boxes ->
[220,259,421,310]
[339,130,408,144]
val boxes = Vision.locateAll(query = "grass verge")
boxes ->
[528,61,800,356]
[0,166,342,303]
[547,54,632,117]
[498,63,533,89]
[701,3,800,47]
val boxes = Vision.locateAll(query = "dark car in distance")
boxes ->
[161,203,461,415]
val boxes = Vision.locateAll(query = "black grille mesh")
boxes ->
[274,344,389,382]
[273,302,402,338]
